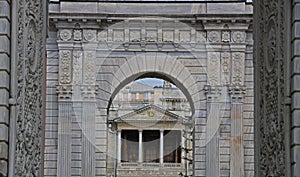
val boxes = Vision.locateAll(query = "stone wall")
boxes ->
[0,1,10,176]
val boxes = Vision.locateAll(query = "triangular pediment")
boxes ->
[111,104,189,123]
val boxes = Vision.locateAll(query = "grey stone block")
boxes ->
[292,128,300,145]
[292,92,300,109]
[0,54,9,72]
[294,4,300,20]
[0,142,7,159]
[0,71,9,89]
[0,124,8,142]
[0,36,9,54]
[0,160,7,177]
[0,89,8,107]
[0,107,8,124]
[0,1,10,19]
[0,19,9,36]
[293,57,300,74]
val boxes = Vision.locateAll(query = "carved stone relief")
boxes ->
[207,31,221,43]
[254,0,287,176]
[232,52,245,86]
[73,50,83,84]
[83,29,96,41]
[15,0,45,176]
[60,29,72,41]
[59,50,72,84]
[232,31,245,43]
[222,31,231,42]
[207,52,221,86]
[84,51,96,84]
[74,29,82,41]
[221,52,231,85]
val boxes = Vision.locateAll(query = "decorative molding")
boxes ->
[204,85,222,102]
[59,50,72,84]
[228,86,246,103]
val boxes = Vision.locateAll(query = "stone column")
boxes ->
[81,40,97,176]
[138,130,143,163]
[160,130,164,165]
[57,48,73,177]
[181,130,185,165]
[229,86,246,177]
[204,85,221,177]
[117,130,122,164]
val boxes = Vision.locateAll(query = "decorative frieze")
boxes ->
[59,50,72,84]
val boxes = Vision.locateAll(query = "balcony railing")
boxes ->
[119,162,182,168]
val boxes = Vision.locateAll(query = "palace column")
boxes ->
[229,86,246,177]
[56,47,73,176]
[138,130,143,163]
[160,130,164,165]
[117,130,122,164]
[204,85,222,177]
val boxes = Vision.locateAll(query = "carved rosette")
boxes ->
[60,29,72,41]
[15,0,45,176]
[232,31,245,43]
[59,50,72,84]
[207,31,221,43]
[83,29,96,42]
[254,0,287,176]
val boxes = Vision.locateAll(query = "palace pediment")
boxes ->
[110,104,189,124]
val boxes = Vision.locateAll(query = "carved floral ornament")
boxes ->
[83,30,96,41]
[60,29,72,41]
[232,31,246,43]
[207,31,221,42]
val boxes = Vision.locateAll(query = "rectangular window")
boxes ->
[121,130,139,162]
[163,130,181,163]
[128,92,131,101]
[143,130,160,163]
[136,92,139,100]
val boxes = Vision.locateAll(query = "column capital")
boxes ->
[56,85,73,101]
[228,85,246,103]
[204,85,223,102]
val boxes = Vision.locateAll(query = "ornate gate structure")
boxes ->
[45,2,254,177]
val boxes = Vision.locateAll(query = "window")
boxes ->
[163,130,181,163]
[121,130,138,162]
[143,130,160,163]
[136,92,139,100]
